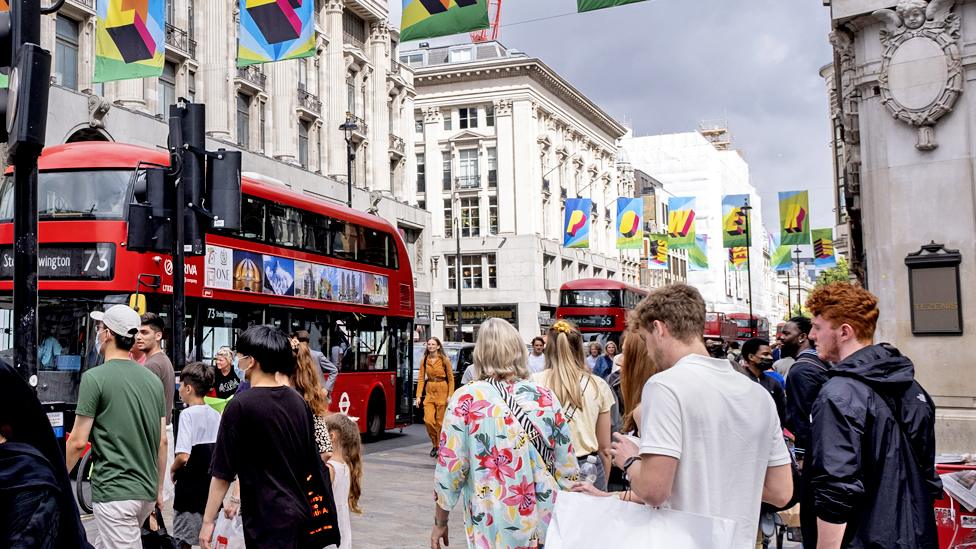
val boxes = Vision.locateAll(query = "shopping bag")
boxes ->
[140,507,179,549]
[545,492,737,549]
[212,514,245,549]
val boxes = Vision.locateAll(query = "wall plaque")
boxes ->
[905,241,962,335]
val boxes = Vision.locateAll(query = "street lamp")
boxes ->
[793,247,802,313]
[454,206,463,343]
[339,114,358,208]
[740,199,755,335]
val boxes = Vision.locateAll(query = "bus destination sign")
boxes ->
[0,244,115,280]
[562,315,615,329]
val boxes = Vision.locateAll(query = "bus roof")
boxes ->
[14,142,397,236]
[559,278,647,294]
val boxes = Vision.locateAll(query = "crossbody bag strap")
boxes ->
[563,374,592,423]
[488,379,556,477]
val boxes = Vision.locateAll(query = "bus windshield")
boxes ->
[733,319,752,328]
[0,170,132,221]
[560,289,622,307]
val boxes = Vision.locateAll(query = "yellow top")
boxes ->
[532,370,615,456]
[416,354,455,400]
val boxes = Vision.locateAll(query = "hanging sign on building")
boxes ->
[778,190,811,246]
[729,247,749,271]
[616,197,643,250]
[689,235,708,272]
[238,0,317,67]
[721,194,751,248]
[667,196,696,249]
[400,0,490,42]
[95,0,166,83]
[577,0,647,13]
[563,198,592,249]
[812,228,837,269]
[646,233,669,270]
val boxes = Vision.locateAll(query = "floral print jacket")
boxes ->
[434,379,579,549]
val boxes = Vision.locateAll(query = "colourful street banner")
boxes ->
[646,233,669,270]
[721,194,751,249]
[729,246,748,271]
[563,198,591,249]
[616,197,643,250]
[0,1,5,89]
[667,196,696,249]
[578,0,647,13]
[779,190,811,246]
[813,228,837,269]
[688,235,709,272]
[401,0,489,42]
[238,0,316,67]
[771,234,793,272]
[95,0,166,83]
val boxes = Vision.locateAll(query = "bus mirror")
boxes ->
[207,149,242,231]
[127,203,154,252]
[128,294,147,316]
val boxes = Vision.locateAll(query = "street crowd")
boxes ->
[0,280,941,549]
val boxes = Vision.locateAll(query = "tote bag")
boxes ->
[545,492,737,549]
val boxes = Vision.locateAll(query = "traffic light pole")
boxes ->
[12,147,39,385]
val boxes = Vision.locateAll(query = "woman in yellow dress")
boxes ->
[415,337,455,457]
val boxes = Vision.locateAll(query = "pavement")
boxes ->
[82,423,801,548]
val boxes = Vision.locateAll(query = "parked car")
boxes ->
[412,342,475,421]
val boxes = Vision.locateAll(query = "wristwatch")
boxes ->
[622,455,642,472]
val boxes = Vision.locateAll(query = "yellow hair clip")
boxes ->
[552,320,573,334]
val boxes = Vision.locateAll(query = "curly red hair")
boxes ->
[805,282,879,342]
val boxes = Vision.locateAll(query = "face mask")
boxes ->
[94,330,106,356]
[758,358,774,371]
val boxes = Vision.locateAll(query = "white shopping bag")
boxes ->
[212,514,245,549]
[545,492,737,549]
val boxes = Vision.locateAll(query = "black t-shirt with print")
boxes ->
[212,368,240,399]
[210,386,324,548]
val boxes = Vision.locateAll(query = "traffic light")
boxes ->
[127,168,174,253]
[207,149,242,231]
[0,0,51,154]
[169,102,206,255]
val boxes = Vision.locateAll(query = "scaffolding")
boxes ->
[698,119,733,151]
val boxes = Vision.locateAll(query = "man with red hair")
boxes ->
[806,282,941,549]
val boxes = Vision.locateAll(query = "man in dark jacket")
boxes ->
[739,337,787,427]
[807,283,941,549]
[780,315,830,546]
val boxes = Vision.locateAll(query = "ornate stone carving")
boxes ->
[325,0,344,12]
[494,99,513,116]
[88,95,111,129]
[423,107,441,124]
[369,22,390,44]
[873,0,961,150]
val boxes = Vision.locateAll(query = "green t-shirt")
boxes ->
[76,358,166,503]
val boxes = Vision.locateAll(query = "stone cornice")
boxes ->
[413,58,626,139]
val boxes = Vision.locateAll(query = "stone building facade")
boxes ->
[402,42,641,342]
[824,0,976,450]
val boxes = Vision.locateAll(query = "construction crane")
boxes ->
[470,0,502,43]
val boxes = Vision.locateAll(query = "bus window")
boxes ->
[240,197,266,240]
[302,211,331,255]
[331,221,360,261]
[362,229,391,268]
[1,171,131,222]
[267,204,303,248]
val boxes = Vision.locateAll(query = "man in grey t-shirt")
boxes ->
[136,312,176,503]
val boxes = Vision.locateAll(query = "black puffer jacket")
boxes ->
[809,344,942,549]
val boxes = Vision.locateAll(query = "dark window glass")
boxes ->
[240,197,266,240]
[1,170,131,221]
[55,16,79,90]
[559,289,622,307]
[331,221,360,261]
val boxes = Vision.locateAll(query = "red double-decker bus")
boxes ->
[0,142,414,437]
[556,278,647,346]
[727,313,770,342]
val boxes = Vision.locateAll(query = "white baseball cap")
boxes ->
[90,305,142,337]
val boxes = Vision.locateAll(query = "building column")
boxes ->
[324,0,346,177]
[270,61,297,163]
[369,22,391,192]
[511,100,536,234]
[199,0,231,139]
[402,92,417,200]
[495,100,515,234]
[424,107,445,236]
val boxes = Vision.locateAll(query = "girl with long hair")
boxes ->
[415,337,455,457]
[533,319,616,490]
[323,414,363,549]
[292,341,333,460]
[618,326,661,434]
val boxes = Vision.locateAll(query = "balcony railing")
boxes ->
[456,175,481,190]
[345,113,367,135]
[165,24,196,58]
[298,89,322,114]
[236,66,267,89]
[344,30,365,50]
[389,134,405,154]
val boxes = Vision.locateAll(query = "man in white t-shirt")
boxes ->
[610,284,793,549]
[526,336,546,374]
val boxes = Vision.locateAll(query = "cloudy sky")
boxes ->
[392,0,836,232]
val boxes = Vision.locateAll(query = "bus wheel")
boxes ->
[365,393,385,440]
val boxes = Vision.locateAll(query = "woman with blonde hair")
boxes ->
[292,342,334,461]
[415,337,455,457]
[209,346,240,398]
[431,318,578,549]
[533,319,616,490]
